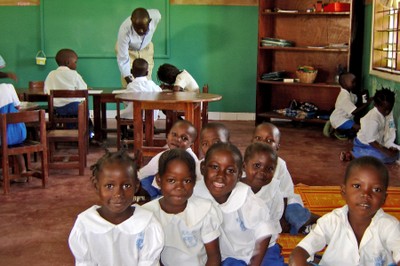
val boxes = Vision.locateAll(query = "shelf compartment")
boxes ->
[259,46,349,52]
[261,11,350,16]
[257,111,328,124]
[257,80,340,88]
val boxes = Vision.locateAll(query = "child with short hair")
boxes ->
[196,122,231,180]
[68,150,164,265]
[252,122,318,235]
[194,142,278,265]
[351,87,399,164]
[139,119,199,199]
[241,142,286,266]
[326,72,372,139]
[157,63,199,92]
[289,156,400,265]
[143,149,222,265]
[119,58,162,120]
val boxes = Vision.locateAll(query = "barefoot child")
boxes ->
[68,150,164,265]
[289,156,400,265]
[143,149,222,265]
[195,142,278,265]
[242,142,286,266]
[252,122,319,235]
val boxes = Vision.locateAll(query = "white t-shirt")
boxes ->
[357,107,386,145]
[142,196,222,266]
[68,205,164,266]
[120,76,162,119]
[175,70,199,92]
[0,83,20,109]
[44,66,87,107]
[330,88,357,129]
[275,157,303,206]
[194,181,278,263]
[297,205,400,266]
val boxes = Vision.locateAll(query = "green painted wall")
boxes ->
[0,4,257,113]
[362,4,400,141]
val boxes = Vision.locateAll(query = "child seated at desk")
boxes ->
[139,119,199,200]
[157,63,199,92]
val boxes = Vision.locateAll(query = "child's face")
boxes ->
[341,166,387,221]
[376,101,394,117]
[167,124,194,150]
[67,56,78,70]
[201,149,241,204]
[252,125,280,151]
[343,75,356,91]
[200,128,228,157]
[96,163,137,220]
[242,152,276,193]
[157,159,195,213]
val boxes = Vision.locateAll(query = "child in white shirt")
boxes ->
[68,150,164,265]
[194,142,278,265]
[252,122,319,235]
[139,120,199,199]
[352,87,399,164]
[143,149,222,266]
[289,156,400,266]
[241,142,286,266]
[157,63,199,92]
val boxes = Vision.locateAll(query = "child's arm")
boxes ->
[204,238,221,266]
[249,236,271,266]
[289,247,311,266]
[351,97,373,115]
[370,141,399,157]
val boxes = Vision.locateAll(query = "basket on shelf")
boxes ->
[296,66,318,84]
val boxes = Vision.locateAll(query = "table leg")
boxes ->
[134,103,144,166]
[101,102,107,140]
[93,95,101,142]
[144,110,154,147]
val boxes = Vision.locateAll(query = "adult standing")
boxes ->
[116,8,161,87]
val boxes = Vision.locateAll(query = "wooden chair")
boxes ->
[116,100,135,149]
[47,90,89,175]
[28,81,45,93]
[0,110,48,194]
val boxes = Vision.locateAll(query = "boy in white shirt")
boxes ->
[157,63,199,92]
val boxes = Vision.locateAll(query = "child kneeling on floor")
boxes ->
[289,156,400,265]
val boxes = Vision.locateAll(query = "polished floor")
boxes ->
[1,120,399,265]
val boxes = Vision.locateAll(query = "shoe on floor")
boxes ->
[323,121,332,137]
[334,131,348,141]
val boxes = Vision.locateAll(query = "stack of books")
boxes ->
[261,37,294,47]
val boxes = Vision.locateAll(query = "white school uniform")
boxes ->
[194,181,278,264]
[142,196,222,266]
[275,157,303,205]
[68,205,164,266]
[297,205,400,266]
[330,88,357,129]
[254,178,284,247]
[357,107,386,145]
[175,70,199,92]
[44,66,87,107]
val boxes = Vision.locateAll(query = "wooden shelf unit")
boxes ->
[255,0,361,124]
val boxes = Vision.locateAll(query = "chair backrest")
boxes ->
[201,84,209,126]
[28,81,45,93]
[48,90,89,130]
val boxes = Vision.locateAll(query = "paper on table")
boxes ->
[88,90,103,94]
[112,89,128,94]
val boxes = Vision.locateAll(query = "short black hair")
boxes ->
[201,122,231,142]
[131,8,150,21]
[244,142,278,164]
[373,87,395,107]
[338,72,356,88]
[344,156,389,189]
[171,120,198,140]
[158,149,196,181]
[90,149,138,187]
[204,142,243,174]
[253,122,281,141]
[157,63,181,85]
[55,48,77,66]
[131,58,148,78]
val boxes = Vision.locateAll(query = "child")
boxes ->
[351,88,399,164]
[139,119,199,199]
[194,142,278,265]
[44,49,88,117]
[241,142,286,266]
[68,150,164,265]
[325,72,372,139]
[289,156,400,265]
[119,58,162,120]
[157,63,199,92]
[252,122,318,235]
[196,122,231,180]
[143,149,222,265]
[0,82,28,182]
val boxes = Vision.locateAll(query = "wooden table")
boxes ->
[115,91,222,163]
[90,91,117,142]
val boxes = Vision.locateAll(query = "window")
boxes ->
[371,0,400,81]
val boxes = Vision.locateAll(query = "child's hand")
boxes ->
[7,72,17,82]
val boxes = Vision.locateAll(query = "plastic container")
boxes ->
[323,3,350,12]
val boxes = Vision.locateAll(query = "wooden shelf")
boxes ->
[259,46,349,52]
[257,80,340,88]
[258,111,328,124]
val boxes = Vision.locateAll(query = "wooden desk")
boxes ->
[91,92,117,142]
[115,91,222,164]
[19,102,39,111]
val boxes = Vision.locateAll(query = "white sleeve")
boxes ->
[75,72,87,90]
[201,204,222,244]
[296,213,330,256]
[116,19,132,78]
[68,219,96,266]
[138,216,164,266]
[138,152,164,180]
[9,84,21,107]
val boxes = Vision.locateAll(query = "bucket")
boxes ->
[35,50,46,65]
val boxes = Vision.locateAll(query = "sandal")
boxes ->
[340,151,353,162]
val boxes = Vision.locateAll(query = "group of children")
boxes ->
[325,72,399,164]
[68,118,400,265]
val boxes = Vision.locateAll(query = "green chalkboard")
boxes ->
[42,0,169,58]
